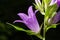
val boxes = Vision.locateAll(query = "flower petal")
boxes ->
[28,6,34,17]
[57,0,60,6]
[23,14,40,33]
[35,10,38,14]
[13,20,24,23]
[24,17,40,33]
[53,11,60,23]
[50,0,57,6]
[17,13,28,21]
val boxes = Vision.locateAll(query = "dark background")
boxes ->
[0,0,60,40]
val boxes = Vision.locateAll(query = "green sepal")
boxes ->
[25,30,43,39]
[7,23,36,35]
[7,23,25,31]
[7,23,43,39]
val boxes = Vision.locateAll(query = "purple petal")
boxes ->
[24,16,40,33]
[13,20,24,23]
[52,11,60,23]
[50,0,57,5]
[27,6,40,33]
[35,10,38,14]
[23,11,40,33]
[57,0,60,6]
[17,13,28,21]
[28,6,34,17]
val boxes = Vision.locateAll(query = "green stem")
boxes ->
[43,19,45,40]
[42,3,48,40]
[43,38,45,40]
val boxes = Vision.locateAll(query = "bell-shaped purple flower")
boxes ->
[13,6,40,33]
[48,11,60,24]
[52,11,60,24]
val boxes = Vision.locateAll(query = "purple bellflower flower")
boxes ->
[50,0,60,6]
[13,6,40,34]
[52,11,60,24]
[48,12,60,24]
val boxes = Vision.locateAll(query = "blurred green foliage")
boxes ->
[0,22,14,40]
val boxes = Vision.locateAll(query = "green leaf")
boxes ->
[46,24,57,32]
